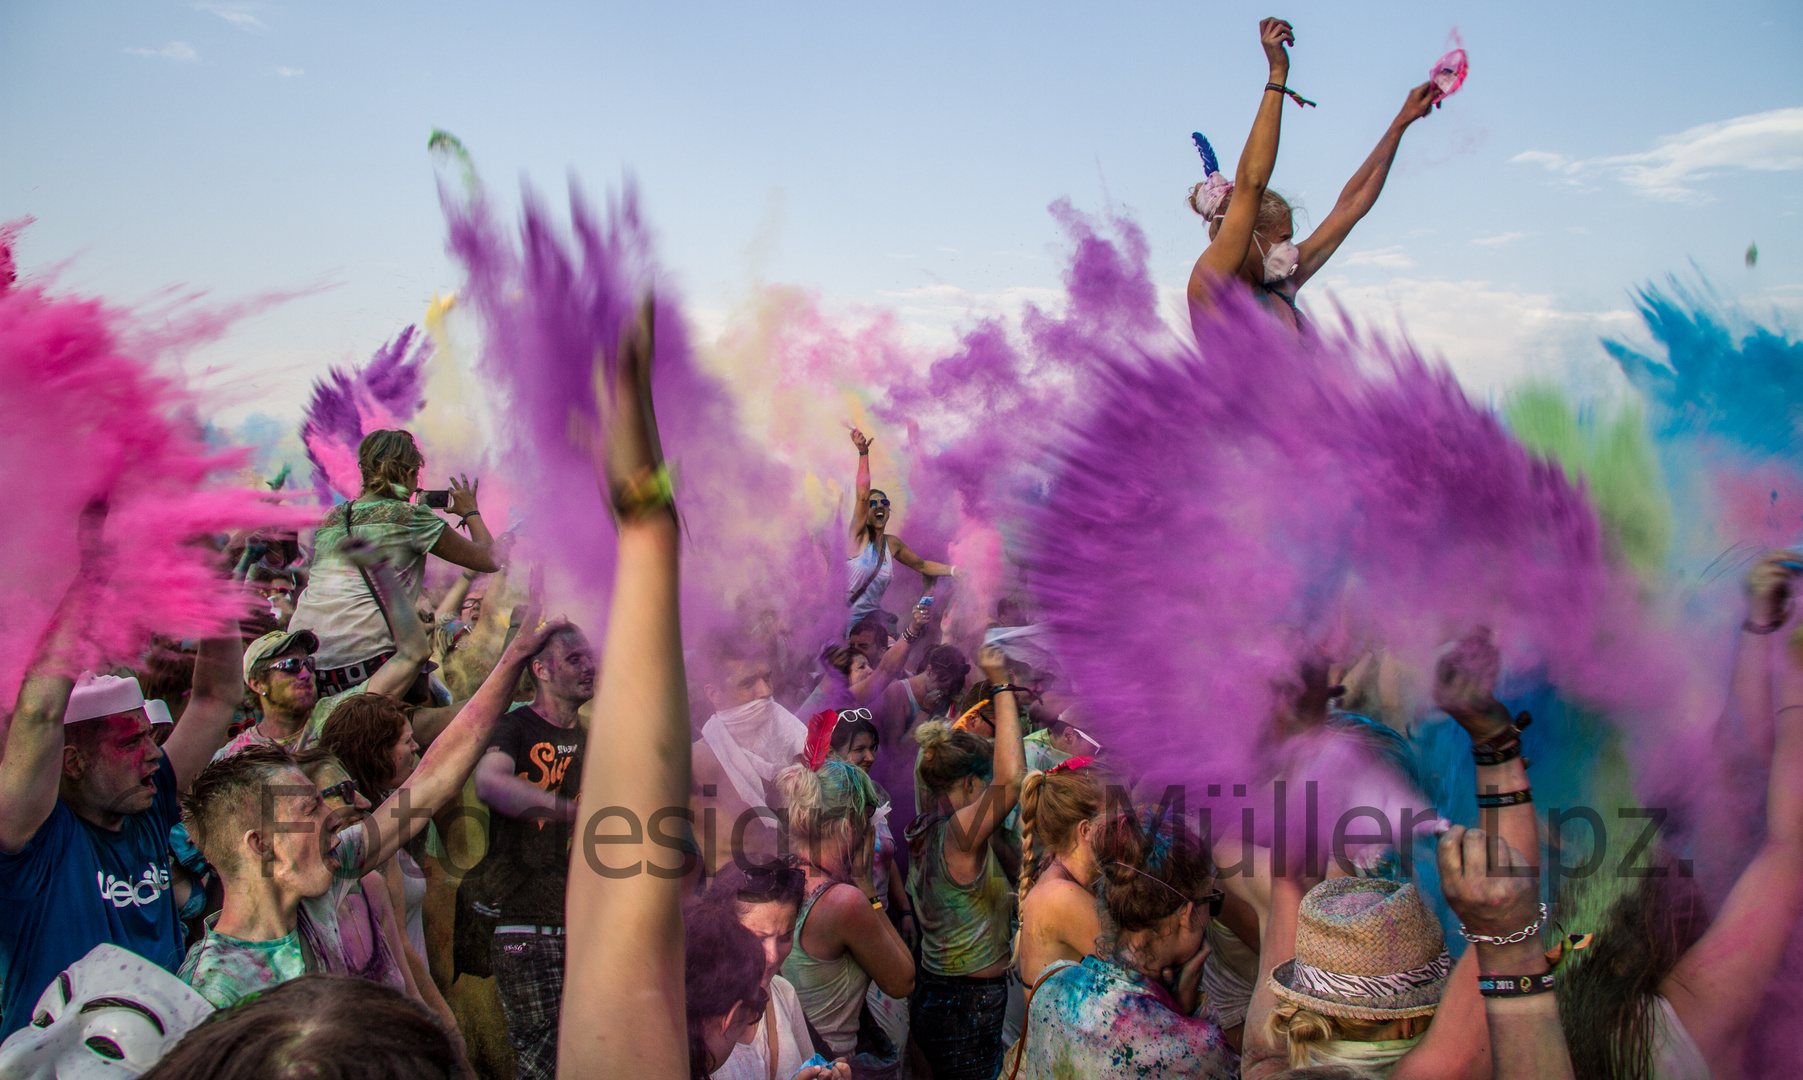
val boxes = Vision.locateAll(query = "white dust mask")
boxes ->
[1255,234,1300,283]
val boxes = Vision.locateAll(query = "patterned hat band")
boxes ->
[1287,950,1452,1003]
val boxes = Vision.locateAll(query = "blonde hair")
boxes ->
[357,429,424,496]
[1199,187,1294,241]
[775,758,881,865]
[1266,1000,1420,1069]
[913,720,992,805]
[1018,765,1107,898]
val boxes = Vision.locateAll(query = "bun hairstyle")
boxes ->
[1268,1002,1398,1069]
[913,720,993,803]
[356,429,424,496]
[1197,187,1295,242]
[1018,762,1108,898]
[1092,805,1213,954]
[775,758,882,860]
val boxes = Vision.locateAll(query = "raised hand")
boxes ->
[447,474,481,517]
[1437,825,1539,936]
[1434,628,1513,742]
[1259,17,1294,79]
[1396,81,1437,125]
[851,427,874,456]
[595,297,671,523]
[1747,550,1797,631]
[977,644,1009,685]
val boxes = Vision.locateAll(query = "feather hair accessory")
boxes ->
[1189,133,1234,221]
[803,709,837,770]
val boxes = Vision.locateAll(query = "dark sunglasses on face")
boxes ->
[868,498,890,509]
[267,656,316,675]
[318,778,357,803]
[1201,888,1225,919]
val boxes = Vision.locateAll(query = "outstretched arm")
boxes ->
[947,646,1025,857]
[160,632,245,791]
[1292,83,1436,288]
[560,300,690,1080]
[849,428,874,547]
[0,504,107,853]
[1663,554,1803,1061]
[890,538,954,581]
[1189,18,1294,308]
[358,605,561,873]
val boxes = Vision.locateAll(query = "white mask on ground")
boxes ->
[0,944,213,1079]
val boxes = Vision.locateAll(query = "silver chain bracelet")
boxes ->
[1459,903,1547,946]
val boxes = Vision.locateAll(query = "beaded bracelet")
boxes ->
[1478,972,1556,998]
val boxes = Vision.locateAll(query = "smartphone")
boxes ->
[918,596,934,608]
[418,489,452,509]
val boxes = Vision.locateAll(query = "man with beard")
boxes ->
[472,624,597,1080]
[690,638,807,876]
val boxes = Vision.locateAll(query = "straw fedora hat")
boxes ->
[1268,879,1451,1021]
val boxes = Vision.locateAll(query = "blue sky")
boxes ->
[3,0,1800,417]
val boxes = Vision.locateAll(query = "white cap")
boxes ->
[143,699,174,726]
[62,674,147,725]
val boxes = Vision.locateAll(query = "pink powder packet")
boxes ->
[1429,47,1468,102]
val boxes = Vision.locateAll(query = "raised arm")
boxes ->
[357,605,561,873]
[855,604,929,699]
[435,567,479,626]
[1291,83,1436,288]
[947,646,1025,855]
[1434,629,1541,873]
[159,631,245,791]
[1660,554,1803,1062]
[0,504,106,853]
[559,299,689,1080]
[1188,18,1293,306]
[849,428,874,546]
[1432,827,1571,1080]
[426,474,499,574]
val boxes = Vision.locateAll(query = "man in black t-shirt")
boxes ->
[473,624,595,1080]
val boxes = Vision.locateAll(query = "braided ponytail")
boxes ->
[1016,764,1108,900]
[1019,771,1046,899]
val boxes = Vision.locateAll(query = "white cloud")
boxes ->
[273,66,303,77]
[1513,107,1803,204]
[1304,275,1641,403]
[194,2,269,31]
[1339,246,1416,269]
[1471,232,1526,247]
[124,41,199,62]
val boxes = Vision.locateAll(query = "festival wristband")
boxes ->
[1265,82,1317,108]
[1478,972,1557,998]
[1476,788,1533,809]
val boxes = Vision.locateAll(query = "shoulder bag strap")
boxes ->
[764,997,780,1080]
[1004,959,1080,1080]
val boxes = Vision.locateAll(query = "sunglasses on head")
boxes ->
[318,778,357,803]
[266,656,315,675]
[836,708,873,724]
[741,854,801,888]
[868,498,890,509]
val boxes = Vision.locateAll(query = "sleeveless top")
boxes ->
[781,881,871,1055]
[846,538,894,626]
[1252,281,1307,332]
[1650,995,1711,1080]
[907,814,1013,977]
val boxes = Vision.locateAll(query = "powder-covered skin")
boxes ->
[1003,955,1236,1080]
[0,222,315,704]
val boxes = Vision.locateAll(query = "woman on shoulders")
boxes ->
[846,429,954,631]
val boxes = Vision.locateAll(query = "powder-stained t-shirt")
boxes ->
[178,825,369,1008]
[289,496,447,670]
[481,705,583,925]
[0,756,186,1038]
[212,683,368,761]
[1002,955,1237,1080]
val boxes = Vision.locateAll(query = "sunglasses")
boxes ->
[266,656,316,675]
[868,498,890,509]
[318,778,357,803]
[836,708,874,724]
[1201,888,1226,919]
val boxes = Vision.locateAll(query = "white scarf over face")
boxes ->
[701,697,807,811]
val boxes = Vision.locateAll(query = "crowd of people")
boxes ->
[2,17,1798,1080]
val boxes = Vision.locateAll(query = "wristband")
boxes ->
[1476,788,1533,809]
[1264,82,1317,108]
[612,463,676,523]
[1478,972,1557,998]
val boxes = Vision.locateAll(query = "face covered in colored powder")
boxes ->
[0,944,213,1079]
